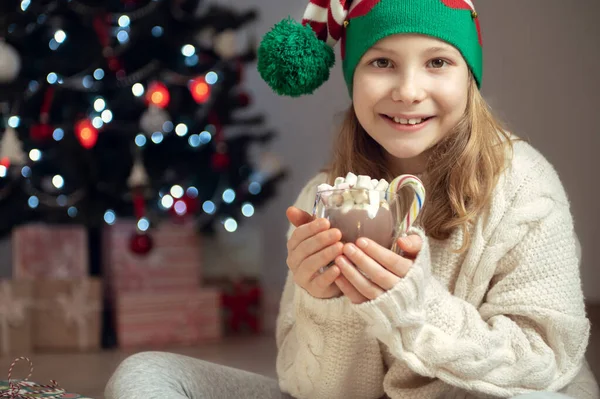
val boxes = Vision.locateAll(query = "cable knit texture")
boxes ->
[275,141,598,399]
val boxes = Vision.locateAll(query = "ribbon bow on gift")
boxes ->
[0,357,65,399]
[0,282,31,357]
[55,280,101,350]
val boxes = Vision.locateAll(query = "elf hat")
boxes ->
[257,0,483,97]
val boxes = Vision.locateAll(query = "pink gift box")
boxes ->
[103,220,201,294]
[12,224,88,279]
[115,288,222,348]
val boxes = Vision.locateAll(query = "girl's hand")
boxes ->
[286,206,344,299]
[334,235,422,304]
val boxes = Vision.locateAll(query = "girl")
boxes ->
[105,0,598,398]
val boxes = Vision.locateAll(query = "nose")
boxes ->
[391,74,425,104]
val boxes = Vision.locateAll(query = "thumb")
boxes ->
[286,206,313,228]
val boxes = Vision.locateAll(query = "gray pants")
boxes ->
[104,351,575,399]
[104,351,292,399]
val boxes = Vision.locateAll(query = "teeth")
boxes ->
[392,117,426,125]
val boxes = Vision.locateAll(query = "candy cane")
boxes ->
[387,175,425,233]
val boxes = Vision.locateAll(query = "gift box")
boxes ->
[32,278,102,352]
[0,280,33,357]
[0,380,94,398]
[103,220,201,294]
[205,277,262,335]
[115,288,222,349]
[12,224,88,279]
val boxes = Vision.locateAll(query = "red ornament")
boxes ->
[222,279,262,334]
[30,123,54,141]
[146,82,170,108]
[0,157,10,168]
[237,92,251,107]
[211,152,230,171]
[75,119,98,149]
[129,231,153,255]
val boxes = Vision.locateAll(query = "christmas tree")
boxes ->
[0,0,286,246]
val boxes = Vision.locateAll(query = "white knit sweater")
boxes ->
[275,141,599,399]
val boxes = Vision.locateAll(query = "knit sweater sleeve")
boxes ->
[352,159,590,397]
[275,173,386,399]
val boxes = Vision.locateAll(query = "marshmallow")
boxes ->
[375,179,389,191]
[334,177,345,186]
[353,189,369,204]
[356,175,372,189]
[371,179,378,189]
[336,182,351,190]
[369,190,380,208]
[344,172,357,187]
[342,190,353,203]
[317,183,334,193]
[329,193,343,206]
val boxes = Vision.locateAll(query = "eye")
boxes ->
[370,58,392,68]
[428,58,449,68]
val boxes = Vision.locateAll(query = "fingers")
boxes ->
[294,242,343,284]
[286,206,313,228]
[397,234,422,259]
[334,275,369,304]
[286,217,329,253]
[335,255,386,300]
[354,238,412,278]
[309,265,342,299]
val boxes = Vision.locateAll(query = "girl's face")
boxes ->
[352,34,470,174]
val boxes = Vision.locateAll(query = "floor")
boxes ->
[2,305,599,398]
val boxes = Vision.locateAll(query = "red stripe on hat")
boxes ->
[347,0,381,19]
[440,0,473,10]
[475,18,482,46]
[310,0,330,8]
[301,20,329,42]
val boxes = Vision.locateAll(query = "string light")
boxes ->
[190,77,210,104]
[188,135,200,147]
[93,98,106,112]
[101,109,113,123]
[186,187,198,198]
[181,44,195,57]
[222,189,235,204]
[53,128,64,141]
[248,182,262,195]
[151,26,164,37]
[175,123,188,137]
[54,30,66,43]
[202,201,216,214]
[47,73,58,84]
[146,82,169,108]
[135,134,147,147]
[132,83,145,97]
[28,196,39,208]
[174,200,187,215]
[93,69,105,80]
[52,175,64,189]
[118,15,131,27]
[137,217,150,232]
[104,210,116,225]
[223,218,238,232]
[242,203,255,217]
[0,165,7,178]
[68,206,78,217]
[199,131,211,144]
[205,71,218,85]
[160,194,174,209]
[7,116,20,128]
[151,132,163,144]
[20,0,30,11]
[29,149,42,162]
[75,119,99,149]
[170,185,184,199]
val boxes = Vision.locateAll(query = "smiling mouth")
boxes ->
[383,115,434,126]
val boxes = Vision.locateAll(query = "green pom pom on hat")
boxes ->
[257,0,484,98]
[257,18,335,97]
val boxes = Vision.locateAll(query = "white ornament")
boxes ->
[0,40,21,83]
[128,153,149,188]
[0,128,26,165]
[139,105,170,135]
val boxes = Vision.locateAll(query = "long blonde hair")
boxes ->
[326,75,513,252]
